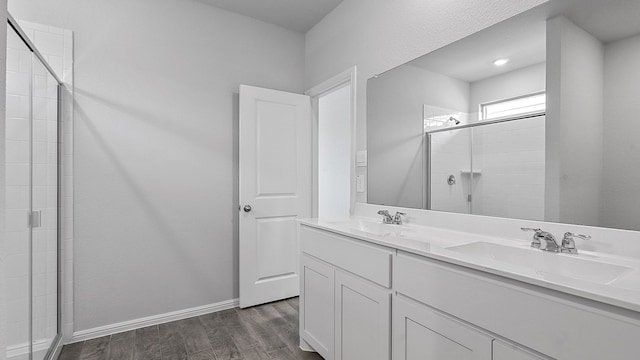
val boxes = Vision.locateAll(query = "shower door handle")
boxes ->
[28,210,42,228]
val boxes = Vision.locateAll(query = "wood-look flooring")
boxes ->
[58,297,323,360]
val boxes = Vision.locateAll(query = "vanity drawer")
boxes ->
[394,251,640,360]
[299,225,393,288]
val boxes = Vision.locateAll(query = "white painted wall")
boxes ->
[545,16,603,226]
[469,63,546,116]
[318,84,351,219]
[305,0,548,204]
[9,0,305,332]
[602,34,640,230]
[367,65,469,208]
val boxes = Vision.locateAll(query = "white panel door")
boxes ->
[239,85,311,308]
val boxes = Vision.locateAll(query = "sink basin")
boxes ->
[446,241,633,284]
[330,219,413,237]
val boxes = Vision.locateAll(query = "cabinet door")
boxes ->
[300,254,335,360]
[493,340,547,360]
[393,296,492,360]
[335,270,391,360]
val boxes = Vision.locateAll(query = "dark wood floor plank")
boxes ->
[266,348,299,360]
[135,326,161,356]
[134,350,162,360]
[109,334,135,360]
[244,315,288,353]
[159,321,188,360]
[188,349,217,360]
[111,330,135,343]
[205,325,242,360]
[199,312,224,331]
[179,317,213,354]
[80,336,110,360]
[238,346,271,360]
[59,341,84,360]
[253,304,286,328]
[284,297,299,312]
[271,301,298,329]
[225,322,261,351]
[56,298,321,360]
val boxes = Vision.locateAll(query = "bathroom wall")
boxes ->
[305,0,548,204]
[9,0,305,333]
[602,34,640,230]
[368,65,469,208]
[468,63,546,116]
[545,16,603,227]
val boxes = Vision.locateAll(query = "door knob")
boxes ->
[243,205,252,213]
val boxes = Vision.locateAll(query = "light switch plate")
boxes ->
[356,150,367,166]
[356,175,365,193]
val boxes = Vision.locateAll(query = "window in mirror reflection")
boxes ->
[480,92,546,121]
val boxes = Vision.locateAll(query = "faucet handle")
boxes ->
[564,232,591,241]
[521,227,543,249]
[377,210,394,224]
[561,232,591,254]
[393,212,406,225]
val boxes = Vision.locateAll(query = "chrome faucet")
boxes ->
[560,232,591,254]
[377,210,406,225]
[521,228,591,254]
[393,212,406,225]
[377,210,394,224]
[521,228,561,252]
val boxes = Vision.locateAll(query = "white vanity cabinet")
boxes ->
[299,222,640,360]
[300,254,335,359]
[393,296,492,360]
[394,251,640,360]
[492,341,546,360]
[334,270,391,360]
[299,225,394,360]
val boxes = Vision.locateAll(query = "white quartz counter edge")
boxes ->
[298,218,640,314]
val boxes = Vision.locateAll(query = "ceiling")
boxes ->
[396,0,640,83]
[199,0,343,33]
[409,7,547,83]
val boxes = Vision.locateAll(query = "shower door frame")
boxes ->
[7,14,64,360]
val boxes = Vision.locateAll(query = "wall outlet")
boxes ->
[356,175,365,193]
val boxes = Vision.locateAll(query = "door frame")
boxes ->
[306,66,357,218]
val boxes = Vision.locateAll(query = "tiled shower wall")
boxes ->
[473,116,545,220]
[4,20,73,359]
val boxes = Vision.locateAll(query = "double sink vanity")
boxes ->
[297,205,640,360]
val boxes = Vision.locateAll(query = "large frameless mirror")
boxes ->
[366,0,640,231]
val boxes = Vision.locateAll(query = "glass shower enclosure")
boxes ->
[428,115,546,221]
[5,16,62,360]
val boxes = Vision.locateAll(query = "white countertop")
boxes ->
[298,216,640,313]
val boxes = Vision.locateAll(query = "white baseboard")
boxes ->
[70,298,239,343]
[7,338,52,359]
